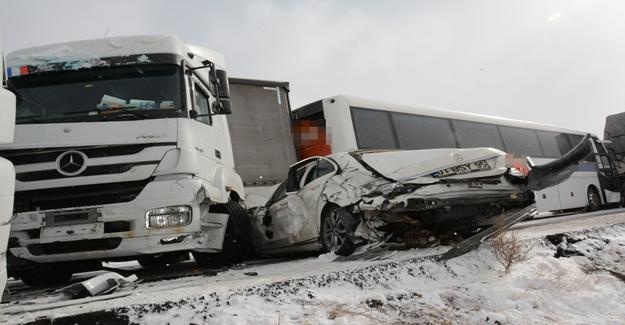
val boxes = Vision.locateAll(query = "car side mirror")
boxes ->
[189,109,199,119]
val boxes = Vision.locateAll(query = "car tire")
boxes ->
[320,206,356,256]
[587,186,602,211]
[193,201,253,267]
[19,264,73,287]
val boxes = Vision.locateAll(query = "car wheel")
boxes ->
[587,186,602,211]
[320,206,356,256]
[193,201,253,267]
[19,264,73,287]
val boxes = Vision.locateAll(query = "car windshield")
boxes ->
[8,64,183,124]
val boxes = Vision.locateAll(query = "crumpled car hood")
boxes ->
[357,148,507,184]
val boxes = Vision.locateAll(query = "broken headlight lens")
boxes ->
[145,205,192,229]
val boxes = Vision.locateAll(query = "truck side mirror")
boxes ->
[213,98,232,115]
[216,69,230,98]
[189,109,199,119]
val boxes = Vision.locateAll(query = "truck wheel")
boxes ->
[192,201,253,267]
[320,206,356,256]
[587,186,602,211]
[19,264,73,287]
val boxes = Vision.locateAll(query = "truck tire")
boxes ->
[192,201,253,267]
[19,264,73,287]
[587,186,602,211]
[320,206,356,256]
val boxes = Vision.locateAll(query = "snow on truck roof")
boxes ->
[6,35,225,72]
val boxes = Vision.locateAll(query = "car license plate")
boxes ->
[431,160,491,178]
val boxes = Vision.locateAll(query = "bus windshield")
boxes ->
[8,64,183,124]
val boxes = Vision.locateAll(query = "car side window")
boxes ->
[268,180,287,206]
[194,84,211,125]
[286,158,325,192]
[315,158,336,179]
[302,158,336,187]
[303,164,318,186]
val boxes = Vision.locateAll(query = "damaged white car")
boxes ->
[252,135,592,256]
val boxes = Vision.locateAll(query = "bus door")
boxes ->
[593,140,622,205]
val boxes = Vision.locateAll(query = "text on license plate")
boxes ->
[431,160,491,177]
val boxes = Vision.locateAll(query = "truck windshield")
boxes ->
[8,64,183,124]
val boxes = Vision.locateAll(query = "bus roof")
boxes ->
[297,95,586,135]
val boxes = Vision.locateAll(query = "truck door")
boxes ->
[188,77,228,181]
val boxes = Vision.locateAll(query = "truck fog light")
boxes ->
[145,205,192,229]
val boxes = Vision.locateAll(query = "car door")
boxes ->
[261,159,316,249]
[285,157,338,243]
[261,181,289,249]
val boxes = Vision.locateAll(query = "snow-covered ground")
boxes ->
[2,210,625,324]
[134,223,625,325]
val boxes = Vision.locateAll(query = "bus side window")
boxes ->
[536,130,565,158]
[391,113,457,150]
[350,107,398,149]
[452,120,504,150]
[567,134,584,148]
[499,126,544,157]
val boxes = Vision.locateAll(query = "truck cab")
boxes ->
[0,35,17,298]
[0,35,249,285]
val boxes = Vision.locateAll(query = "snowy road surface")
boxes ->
[2,209,625,324]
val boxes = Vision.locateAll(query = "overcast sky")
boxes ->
[2,0,624,136]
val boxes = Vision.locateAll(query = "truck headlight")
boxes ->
[145,205,192,229]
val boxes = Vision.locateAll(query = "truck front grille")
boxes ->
[16,161,160,182]
[14,178,154,212]
[0,142,175,166]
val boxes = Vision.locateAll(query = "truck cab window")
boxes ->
[9,64,183,124]
[194,84,211,125]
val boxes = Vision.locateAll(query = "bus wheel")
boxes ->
[587,186,602,211]
[192,201,253,267]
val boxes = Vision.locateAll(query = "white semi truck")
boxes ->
[0,35,292,286]
[0,35,17,297]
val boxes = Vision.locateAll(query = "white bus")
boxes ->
[292,95,621,213]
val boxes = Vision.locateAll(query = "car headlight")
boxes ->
[145,205,192,229]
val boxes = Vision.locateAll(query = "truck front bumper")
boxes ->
[8,177,228,265]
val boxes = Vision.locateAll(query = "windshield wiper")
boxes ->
[104,107,150,119]
[64,106,150,119]
[15,114,44,123]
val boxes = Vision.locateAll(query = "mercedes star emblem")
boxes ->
[56,150,88,176]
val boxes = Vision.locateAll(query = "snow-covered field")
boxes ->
[135,223,625,325]
[2,210,625,325]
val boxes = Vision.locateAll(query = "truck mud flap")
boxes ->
[439,204,537,260]
[526,134,592,191]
